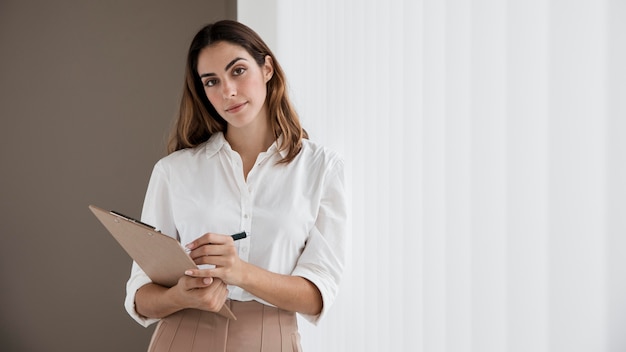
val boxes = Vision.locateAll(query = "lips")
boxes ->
[225,102,247,113]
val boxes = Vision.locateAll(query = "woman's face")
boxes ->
[196,41,273,131]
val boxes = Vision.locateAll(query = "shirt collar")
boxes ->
[204,132,227,159]
[204,132,289,159]
[274,135,289,159]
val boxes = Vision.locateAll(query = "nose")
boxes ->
[221,78,236,98]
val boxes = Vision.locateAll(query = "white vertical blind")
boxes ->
[607,3,626,352]
[239,1,626,351]
[506,2,550,352]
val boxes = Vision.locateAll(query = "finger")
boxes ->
[188,240,238,262]
[198,278,226,297]
[188,243,226,260]
[184,233,212,251]
[210,279,229,301]
[192,253,235,267]
[178,274,213,290]
[200,281,229,312]
[185,233,231,251]
[184,268,236,289]
[184,269,213,278]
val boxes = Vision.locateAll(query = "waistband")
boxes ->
[147,300,301,352]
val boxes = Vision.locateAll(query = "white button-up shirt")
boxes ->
[124,132,347,327]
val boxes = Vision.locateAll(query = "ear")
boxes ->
[263,55,274,83]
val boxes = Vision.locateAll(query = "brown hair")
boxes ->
[167,20,307,163]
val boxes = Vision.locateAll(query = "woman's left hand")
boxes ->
[185,233,246,286]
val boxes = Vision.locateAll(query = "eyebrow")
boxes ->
[199,57,247,78]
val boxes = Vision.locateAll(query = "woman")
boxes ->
[124,20,347,351]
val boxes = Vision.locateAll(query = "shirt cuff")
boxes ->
[291,264,338,325]
[124,265,160,327]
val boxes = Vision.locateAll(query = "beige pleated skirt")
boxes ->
[147,300,302,352]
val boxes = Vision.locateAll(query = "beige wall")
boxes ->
[0,1,235,350]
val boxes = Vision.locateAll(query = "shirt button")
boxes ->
[241,247,248,253]
[244,214,249,219]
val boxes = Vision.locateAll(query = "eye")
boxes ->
[204,78,218,87]
[233,67,246,76]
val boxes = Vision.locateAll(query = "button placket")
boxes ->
[238,182,253,264]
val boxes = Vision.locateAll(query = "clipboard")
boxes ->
[88,204,236,320]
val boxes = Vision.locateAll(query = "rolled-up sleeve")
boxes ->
[291,159,348,324]
[124,161,178,327]
[124,262,158,327]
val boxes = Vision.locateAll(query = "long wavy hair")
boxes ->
[167,20,307,164]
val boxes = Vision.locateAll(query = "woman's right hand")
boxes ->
[170,274,229,313]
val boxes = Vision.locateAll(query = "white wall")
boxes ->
[237,0,278,52]
[239,1,626,351]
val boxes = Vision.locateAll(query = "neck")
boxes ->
[225,118,275,158]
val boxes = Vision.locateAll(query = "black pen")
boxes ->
[231,231,247,241]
